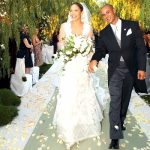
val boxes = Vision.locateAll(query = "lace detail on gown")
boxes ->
[53,22,103,149]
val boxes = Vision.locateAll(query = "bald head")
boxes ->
[101,4,114,10]
[100,3,118,25]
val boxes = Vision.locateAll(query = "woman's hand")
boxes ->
[30,44,33,52]
[30,44,33,49]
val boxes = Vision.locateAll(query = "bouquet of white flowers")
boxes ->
[55,35,93,63]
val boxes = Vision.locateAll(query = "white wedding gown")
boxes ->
[52,22,104,149]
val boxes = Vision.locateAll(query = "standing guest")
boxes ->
[144,31,150,92]
[32,27,43,66]
[51,30,59,54]
[144,31,150,55]
[18,24,33,74]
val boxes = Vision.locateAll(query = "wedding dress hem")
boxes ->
[64,132,102,149]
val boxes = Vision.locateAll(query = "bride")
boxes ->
[52,2,104,149]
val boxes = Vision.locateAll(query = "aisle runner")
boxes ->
[24,90,149,150]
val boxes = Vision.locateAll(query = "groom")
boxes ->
[89,4,147,149]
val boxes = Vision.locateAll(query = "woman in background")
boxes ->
[19,24,33,73]
[146,31,150,55]
[32,27,43,66]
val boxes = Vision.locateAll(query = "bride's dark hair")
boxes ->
[71,2,83,12]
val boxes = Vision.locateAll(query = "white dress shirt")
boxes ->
[110,19,124,61]
[110,19,122,42]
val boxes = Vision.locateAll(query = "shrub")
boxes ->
[0,88,21,126]
[0,105,18,126]
[0,89,21,106]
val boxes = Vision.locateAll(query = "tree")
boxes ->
[140,0,150,31]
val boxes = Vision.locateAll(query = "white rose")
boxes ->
[80,41,88,53]
[86,46,91,54]
[87,39,93,47]
[73,48,77,52]
[82,51,89,56]
[65,56,69,61]
[74,38,81,49]
[53,54,57,58]
[82,40,88,47]
[59,52,63,56]
[66,51,72,55]
[80,47,85,53]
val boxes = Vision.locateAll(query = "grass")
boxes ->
[140,95,150,105]
[0,89,21,106]
[39,63,52,78]
[0,88,21,126]
[0,105,18,126]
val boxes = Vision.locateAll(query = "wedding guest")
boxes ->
[18,24,33,74]
[32,27,43,66]
[52,30,59,54]
[144,31,150,55]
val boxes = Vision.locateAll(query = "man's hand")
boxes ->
[88,60,98,73]
[137,70,146,80]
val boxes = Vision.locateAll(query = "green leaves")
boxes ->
[0,88,21,126]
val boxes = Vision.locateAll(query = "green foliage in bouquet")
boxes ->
[0,89,21,126]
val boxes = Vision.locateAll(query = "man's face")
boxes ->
[100,6,117,24]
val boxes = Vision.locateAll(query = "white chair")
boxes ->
[30,66,39,84]
[10,74,32,97]
[42,44,54,64]
[10,58,32,96]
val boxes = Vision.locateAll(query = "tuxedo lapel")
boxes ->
[106,20,129,49]
[107,25,121,50]
[121,20,128,48]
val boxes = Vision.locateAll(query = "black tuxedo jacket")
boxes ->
[92,19,147,93]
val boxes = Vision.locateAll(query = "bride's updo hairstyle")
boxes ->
[71,2,83,12]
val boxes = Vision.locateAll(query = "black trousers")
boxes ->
[109,61,134,139]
